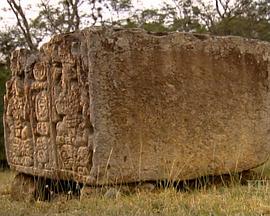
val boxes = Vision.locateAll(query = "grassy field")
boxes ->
[1,164,270,216]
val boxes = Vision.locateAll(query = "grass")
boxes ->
[0,164,270,216]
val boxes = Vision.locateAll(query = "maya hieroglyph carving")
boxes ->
[4,28,270,185]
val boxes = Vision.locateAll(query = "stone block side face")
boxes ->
[4,33,93,181]
[85,29,270,184]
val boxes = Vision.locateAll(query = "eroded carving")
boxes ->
[35,91,49,122]
[5,74,34,167]
[54,61,91,174]
[4,37,92,181]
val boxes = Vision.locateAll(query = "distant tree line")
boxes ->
[1,0,270,64]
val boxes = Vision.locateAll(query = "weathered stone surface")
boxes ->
[4,28,270,185]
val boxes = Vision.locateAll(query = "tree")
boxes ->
[204,0,270,41]
[0,0,137,61]
[7,0,37,51]
[0,27,25,64]
[37,0,86,34]
[2,0,270,65]
[125,8,168,32]
[155,0,206,33]
[196,0,255,35]
[0,0,97,62]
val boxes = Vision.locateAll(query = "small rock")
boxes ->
[118,185,131,195]
[104,188,120,199]
[136,183,155,192]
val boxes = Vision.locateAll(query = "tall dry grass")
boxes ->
[0,162,270,215]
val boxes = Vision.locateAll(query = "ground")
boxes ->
[1,163,270,216]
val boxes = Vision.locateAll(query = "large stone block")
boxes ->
[4,28,270,185]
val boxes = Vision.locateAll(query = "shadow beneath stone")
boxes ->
[11,173,83,202]
[156,170,269,192]
[11,170,268,202]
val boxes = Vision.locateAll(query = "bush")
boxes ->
[0,65,11,162]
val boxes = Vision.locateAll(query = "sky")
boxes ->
[0,0,165,30]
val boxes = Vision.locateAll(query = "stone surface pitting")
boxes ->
[4,28,270,185]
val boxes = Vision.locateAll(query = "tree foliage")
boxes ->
[1,0,270,63]
[0,65,10,162]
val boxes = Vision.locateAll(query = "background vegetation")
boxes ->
[1,0,270,63]
[0,65,10,163]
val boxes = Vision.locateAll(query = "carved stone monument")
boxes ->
[4,28,270,185]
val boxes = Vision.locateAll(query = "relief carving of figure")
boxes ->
[6,78,34,166]
[54,61,92,174]
[35,91,49,122]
